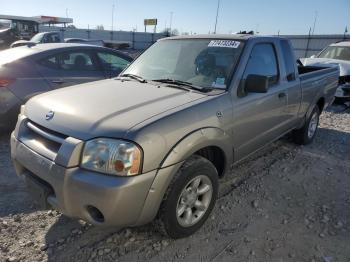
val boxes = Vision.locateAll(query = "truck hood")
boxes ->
[25,79,206,140]
[300,57,350,76]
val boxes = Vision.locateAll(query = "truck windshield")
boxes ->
[123,39,244,90]
[318,46,350,61]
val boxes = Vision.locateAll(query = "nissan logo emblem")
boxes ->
[45,111,55,121]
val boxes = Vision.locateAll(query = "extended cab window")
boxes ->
[238,43,279,97]
[280,40,296,81]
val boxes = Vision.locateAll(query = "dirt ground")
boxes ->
[0,104,349,262]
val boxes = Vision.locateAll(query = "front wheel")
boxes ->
[156,155,218,239]
[292,105,320,145]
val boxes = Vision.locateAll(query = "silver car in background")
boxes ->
[301,41,350,103]
[0,43,132,129]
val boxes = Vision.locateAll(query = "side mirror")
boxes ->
[245,74,269,93]
[310,55,316,58]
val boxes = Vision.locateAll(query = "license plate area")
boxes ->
[24,172,54,210]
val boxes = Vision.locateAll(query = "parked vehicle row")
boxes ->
[10,31,105,48]
[10,34,339,238]
[301,41,350,103]
[0,43,132,129]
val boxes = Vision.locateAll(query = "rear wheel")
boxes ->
[156,155,218,239]
[292,106,320,145]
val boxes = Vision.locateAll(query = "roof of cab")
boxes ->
[160,34,277,41]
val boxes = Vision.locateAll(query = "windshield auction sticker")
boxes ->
[208,40,240,48]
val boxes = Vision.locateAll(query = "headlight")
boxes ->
[81,138,142,176]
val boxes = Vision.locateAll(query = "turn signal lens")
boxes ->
[81,138,143,176]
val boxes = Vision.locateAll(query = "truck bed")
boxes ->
[298,65,338,81]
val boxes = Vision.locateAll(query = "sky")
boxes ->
[1,0,349,35]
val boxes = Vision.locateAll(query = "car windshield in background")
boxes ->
[123,39,244,90]
[318,46,350,61]
[30,33,45,43]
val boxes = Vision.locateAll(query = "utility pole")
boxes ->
[214,0,221,34]
[169,12,173,35]
[344,26,348,40]
[111,3,115,40]
[65,8,69,18]
[311,11,318,35]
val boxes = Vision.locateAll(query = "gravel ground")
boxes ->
[0,104,349,262]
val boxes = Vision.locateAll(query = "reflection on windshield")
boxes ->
[318,46,350,61]
[123,39,244,90]
[30,33,45,43]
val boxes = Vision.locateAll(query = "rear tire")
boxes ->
[156,155,218,239]
[292,105,320,145]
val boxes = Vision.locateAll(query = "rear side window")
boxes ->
[238,43,279,97]
[39,51,98,71]
[280,40,296,81]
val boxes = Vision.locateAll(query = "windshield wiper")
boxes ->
[151,78,209,92]
[119,73,147,83]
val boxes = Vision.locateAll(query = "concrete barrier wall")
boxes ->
[39,26,349,58]
[39,25,166,50]
[281,34,350,58]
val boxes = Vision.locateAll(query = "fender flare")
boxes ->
[135,127,233,225]
[160,127,233,172]
[305,95,325,124]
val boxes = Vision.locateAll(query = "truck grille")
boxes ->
[18,120,68,161]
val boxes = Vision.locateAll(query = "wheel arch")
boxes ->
[160,127,233,177]
[135,127,233,226]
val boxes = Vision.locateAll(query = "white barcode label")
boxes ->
[208,40,240,48]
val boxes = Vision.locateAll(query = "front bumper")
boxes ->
[11,134,158,227]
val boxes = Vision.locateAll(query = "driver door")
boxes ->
[232,42,289,161]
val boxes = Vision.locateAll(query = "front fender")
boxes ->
[135,127,233,225]
[160,127,233,172]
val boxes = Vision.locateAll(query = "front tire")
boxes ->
[292,105,320,145]
[156,155,218,239]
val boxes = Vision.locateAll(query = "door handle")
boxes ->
[278,92,286,98]
[52,80,64,84]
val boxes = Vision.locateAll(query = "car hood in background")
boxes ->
[300,57,350,76]
[25,79,206,140]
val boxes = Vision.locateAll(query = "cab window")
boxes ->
[238,43,279,97]
[280,40,296,81]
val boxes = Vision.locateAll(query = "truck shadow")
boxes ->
[44,215,164,262]
[0,133,40,217]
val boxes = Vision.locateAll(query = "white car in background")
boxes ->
[301,41,350,103]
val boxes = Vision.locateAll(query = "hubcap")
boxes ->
[176,175,213,227]
[308,111,319,139]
